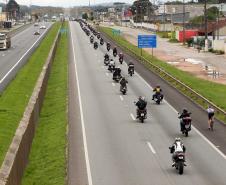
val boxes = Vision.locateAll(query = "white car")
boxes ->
[34,22,39,27]
[40,25,46,29]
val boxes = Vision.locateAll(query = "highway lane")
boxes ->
[0,22,52,91]
[69,21,226,185]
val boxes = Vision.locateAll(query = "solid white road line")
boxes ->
[119,95,124,101]
[147,142,156,154]
[70,23,93,185]
[130,113,136,121]
[0,25,50,84]
[134,65,226,160]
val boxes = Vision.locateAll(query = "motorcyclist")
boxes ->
[113,67,121,78]
[135,96,147,118]
[178,108,191,132]
[109,59,115,71]
[104,53,109,61]
[107,42,111,49]
[207,105,214,130]
[113,46,117,56]
[94,41,98,48]
[128,62,135,74]
[119,52,124,60]
[169,138,186,167]
[90,35,94,43]
[152,85,163,100]
[100,38,104,44]
[119,77,128,91]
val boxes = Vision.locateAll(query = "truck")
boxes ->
[0,33,11,50]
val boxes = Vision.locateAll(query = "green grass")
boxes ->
[22,22,68,185]
[99,26,226,122]
[0,23,61,165]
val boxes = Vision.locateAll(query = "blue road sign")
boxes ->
[138,35,157,48]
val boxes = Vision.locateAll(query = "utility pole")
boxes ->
[183,0,185,45]
[204,0,208,51]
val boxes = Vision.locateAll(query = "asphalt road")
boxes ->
[69,21,226,185]
[0,22,52,91]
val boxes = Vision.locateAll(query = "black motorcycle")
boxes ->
[153,93,163,105]
[113,74,121,83]
[169,149,186,175]
[113,51,117,57]
[108,64,115,72]
[104,58,110,66]
[100,39,104,45]
[138,109,147,123]
[128,68,134,76]
[94,42,98,49]
[120,85,127,95]
[180,117,192,137]
[107,46,110,51]
[119,57,123,64]
[90,38,94,44]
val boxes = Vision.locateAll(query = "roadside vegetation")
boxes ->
[0,23,61,165]
[22,22,68,185]
[99,26,226,122]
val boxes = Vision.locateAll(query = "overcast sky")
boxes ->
[0,0,139,7]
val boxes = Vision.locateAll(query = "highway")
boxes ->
[69,21,226,185]
[0,22,52,91]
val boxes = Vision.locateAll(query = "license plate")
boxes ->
[185,125,190,129]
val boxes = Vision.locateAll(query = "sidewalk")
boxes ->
[104,24,226,85]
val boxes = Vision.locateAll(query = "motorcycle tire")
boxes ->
[130,72,132,76]
[178,161,184,175]
[141,117,144,123]
[185,131,188,137]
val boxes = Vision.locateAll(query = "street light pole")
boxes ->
[204,0,208,51]
[183,0,185,45]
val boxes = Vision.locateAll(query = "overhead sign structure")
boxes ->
[112,29,121,36]
[138,35,157,48]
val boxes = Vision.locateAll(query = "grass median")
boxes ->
[0,23,61,165]
[99,26,226,122]
[22,22,68,185]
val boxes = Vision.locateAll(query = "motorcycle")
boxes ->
[119,57,123,64]
[153,93,163,105]
[120,85,127,95]
[104,58,110,66]
[180,117,192,137]
[108,64,115,72]
[107,46,110,51]
[90,38,94,43]
[94,43,98,49]
[128,68,134,76]
[169,149,186,175]
[113,74,121,83]
[100,39,104,45]
[138,109,147,123]
[113,51,117,57]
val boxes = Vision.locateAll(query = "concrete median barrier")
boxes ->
[0,26,61,185]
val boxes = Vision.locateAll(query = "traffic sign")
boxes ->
[138,35,157,48]
[112,29,121,36]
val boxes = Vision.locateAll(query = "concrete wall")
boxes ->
[0,26,61,185]
[212,39,225,51]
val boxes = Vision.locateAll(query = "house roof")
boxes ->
[198,19,226,34]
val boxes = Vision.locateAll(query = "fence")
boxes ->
[0,25,62,185]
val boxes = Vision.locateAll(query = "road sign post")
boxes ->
[138,35,157,57]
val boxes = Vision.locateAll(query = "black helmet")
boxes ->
[183,108,188,113]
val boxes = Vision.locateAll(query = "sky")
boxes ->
[0,0,139,7]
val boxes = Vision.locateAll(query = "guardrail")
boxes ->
[0,25,62,185]
[98,27,226,122]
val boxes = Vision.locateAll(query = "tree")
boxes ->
[82,13,88,20]
[130,0,154,22]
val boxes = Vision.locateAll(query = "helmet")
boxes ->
[175,137,181,142]
[141,96,145,101]
[183,108,188,113]
[110,59,113,61]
